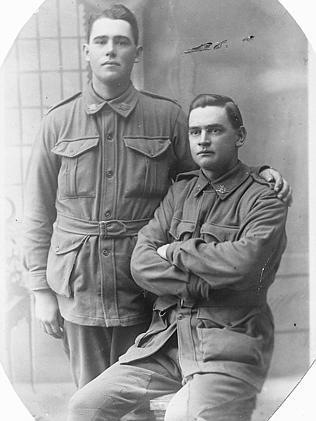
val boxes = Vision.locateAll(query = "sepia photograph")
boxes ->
[0,0,314,420]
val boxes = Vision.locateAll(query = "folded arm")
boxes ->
[132,186,287,299]
[165,192,287,292]
[131,186,194,297]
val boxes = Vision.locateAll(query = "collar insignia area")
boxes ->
[88,103,98,112]
[215,184,227,194]
[118,103,130,111]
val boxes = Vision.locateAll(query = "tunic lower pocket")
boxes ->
[47,228,88,297]
[196,306,272,366]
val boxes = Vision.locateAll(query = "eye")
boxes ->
[208,127,222,135]
[189,128,201,136]
[94,38,106,45]
[116,38,130,46]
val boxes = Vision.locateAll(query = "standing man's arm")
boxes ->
[170,107,197,176]
[259,167,292,204]
[251,166,292,205]
[23,115,64,338]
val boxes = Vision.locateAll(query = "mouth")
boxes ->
[197,150,214,155]
[102,62,120,67]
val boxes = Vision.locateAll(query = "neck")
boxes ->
[92,77,130,100]
[203,158,239,181]
[203,169,225,181]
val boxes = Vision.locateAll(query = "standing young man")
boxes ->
[67,94,288,421]
[23,4,290,391]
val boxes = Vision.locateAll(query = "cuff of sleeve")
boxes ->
[250,165,270,175]
[166,241,182,264]
[27,272,50,291]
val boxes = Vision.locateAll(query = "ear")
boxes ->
[236,126,247,148]
[134,46,143,63]
[83,43,90,63]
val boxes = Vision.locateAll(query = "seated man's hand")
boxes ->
[157,244,170,260]
[187,274,212,300]
[260,168,293,206]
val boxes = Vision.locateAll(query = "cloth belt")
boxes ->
[155,288,268,311]
[56,213,150,238]
[179,288,268,308]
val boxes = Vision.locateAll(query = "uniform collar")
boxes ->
[194,161,251,199]
[83,81,139,118]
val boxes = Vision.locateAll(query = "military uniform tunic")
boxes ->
[123,161,288,391]
[23,82,195,327]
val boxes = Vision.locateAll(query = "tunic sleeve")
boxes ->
[166,191,288,292]
[131,185,193,297]
[23,114,59,291]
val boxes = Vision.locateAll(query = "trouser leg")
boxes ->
[165,372,258,421]
[62,320,149,388]
[67,349,182,421]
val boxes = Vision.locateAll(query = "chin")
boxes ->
[198,159,216,169]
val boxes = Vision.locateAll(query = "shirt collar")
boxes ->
[83,81,139,118]
[194,161,251,199]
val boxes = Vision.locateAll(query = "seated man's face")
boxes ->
[188,105,245,179]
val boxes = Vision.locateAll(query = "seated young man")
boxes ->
[67,94,288,421]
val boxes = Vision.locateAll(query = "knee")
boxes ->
[164,398,186,421]
[67,387,109,421]
[165,407,186,421]
[68,388,91,415]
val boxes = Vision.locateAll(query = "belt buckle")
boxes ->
[99,220,127,237]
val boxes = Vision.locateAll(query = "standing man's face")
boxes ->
[83,17,142,89]
[188,105,246,179]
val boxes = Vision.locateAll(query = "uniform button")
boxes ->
[106,133,113,141]
[102,249,110,256]
[104,210,112,218]
[177,314,183,320]
[106,170,113,178]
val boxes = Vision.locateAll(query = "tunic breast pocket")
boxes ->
[123,136,171,198]
[51,136,99,199]
[169,218,195,241]
[200,222,240,243]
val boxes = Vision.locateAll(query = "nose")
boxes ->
[198,129,211,146]
[105,40,116,57]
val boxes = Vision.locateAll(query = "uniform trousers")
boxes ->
[63,320,154,421]
[67,335,258,421]
[62,320,149,388]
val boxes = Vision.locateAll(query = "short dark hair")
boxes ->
[189,94,243,129]
[86,4,139,45]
